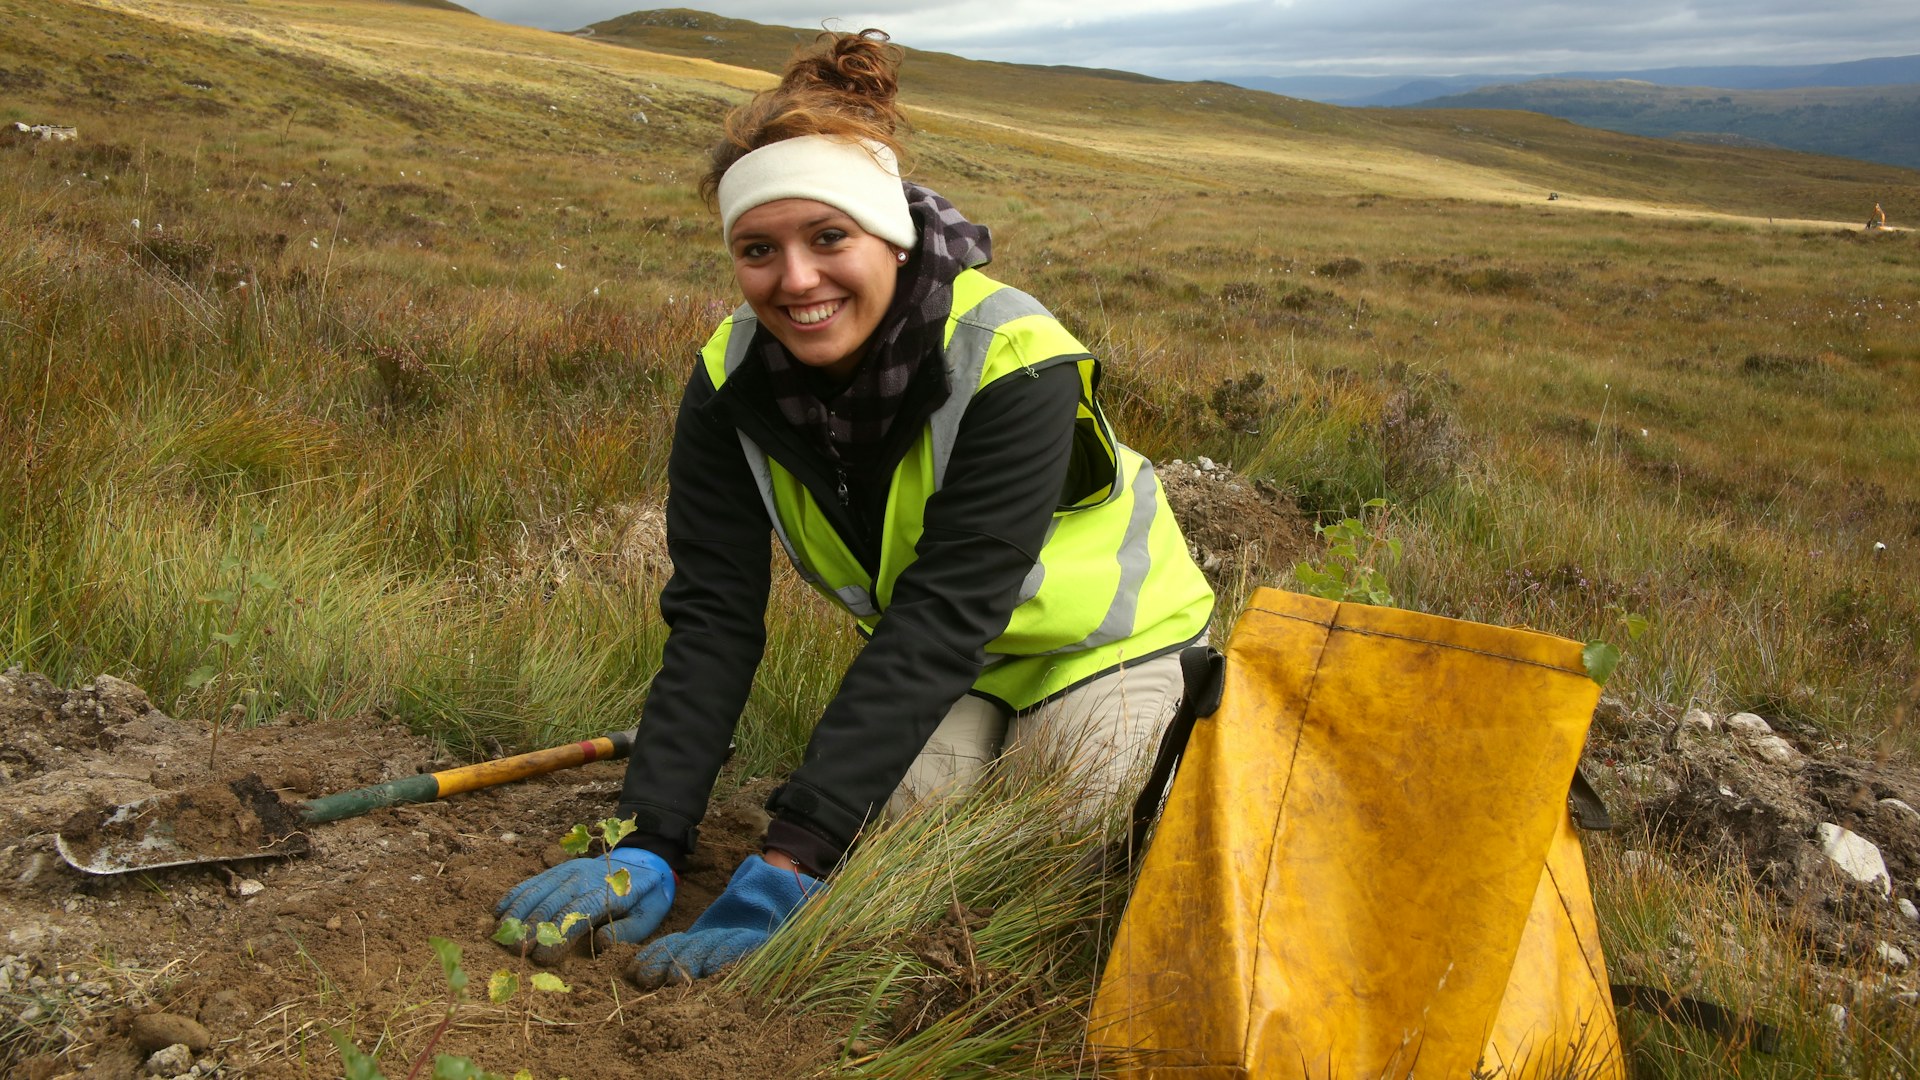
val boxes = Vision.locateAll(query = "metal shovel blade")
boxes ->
[55,778,312,876]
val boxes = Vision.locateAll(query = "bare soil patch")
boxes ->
[1588,698,1920,978]
[0,670,839,1078]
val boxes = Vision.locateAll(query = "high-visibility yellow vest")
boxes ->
[700,269,1214,709]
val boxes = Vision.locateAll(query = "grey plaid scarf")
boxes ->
[759,183,994,467]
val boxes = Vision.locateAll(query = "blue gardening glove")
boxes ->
[627,855,824,988]
[496,847,676,955]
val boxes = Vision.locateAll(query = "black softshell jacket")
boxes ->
[616,336,1084,874]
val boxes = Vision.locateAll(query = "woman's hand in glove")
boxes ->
[626,854,823,988]
[496,847,675,960]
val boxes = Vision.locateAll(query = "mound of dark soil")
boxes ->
[1159,457,1316,590]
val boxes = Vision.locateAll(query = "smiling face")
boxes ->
[728,198,903,381]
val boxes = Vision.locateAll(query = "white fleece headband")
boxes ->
[718,136,917,250]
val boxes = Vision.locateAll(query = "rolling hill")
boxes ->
[572,8,1918,226]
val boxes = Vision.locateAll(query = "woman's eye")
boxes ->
[739,243,773,260]
[815,229,848,247]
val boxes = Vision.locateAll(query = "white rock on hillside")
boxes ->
[1749,735,1799,765]
[1878,798,1919,822]
[1817,823,1892,896]
[1681,708,1716,733]
[1898,897,1919,923]
[1726,712,1773,736]
[1875,942,1911,969]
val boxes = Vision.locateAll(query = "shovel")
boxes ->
[55,729,634,875]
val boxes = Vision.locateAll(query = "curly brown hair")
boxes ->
[698,28,908,206]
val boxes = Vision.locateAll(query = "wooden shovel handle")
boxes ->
[297,730,634,824]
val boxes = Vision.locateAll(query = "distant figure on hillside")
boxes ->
[1867,202,1887,230]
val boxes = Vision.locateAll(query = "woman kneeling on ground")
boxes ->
[497,29,1214,988]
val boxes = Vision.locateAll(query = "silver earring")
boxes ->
[896,250,908,264]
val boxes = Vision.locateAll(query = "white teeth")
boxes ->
[789,301,840,325]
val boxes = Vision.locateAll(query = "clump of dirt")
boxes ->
[887,901,1047,1040]
[1587,700,1920,969]
[0,669,839,1078]
[622,990,835,1078]
[1158,457,1316,590]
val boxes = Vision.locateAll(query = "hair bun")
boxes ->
[782,29,900,114]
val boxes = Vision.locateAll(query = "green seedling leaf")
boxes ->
[558,823,591,856]
[209,631,241,645]
[597,815,637,847]
[491,917,527,946]
[1582,641,1622,686]
[487,970,520,1005]
[430,1054,495,1080]
[219,553,244,573]
[328,1032,389,1080]
[184,665,219,690]
[428,936,467,995]
[1621,612,1651,641]
[534,921,565,947]
[606,868,631,897]
[248,570,279,591]
[530,972,571,993]
[557,912,587,936]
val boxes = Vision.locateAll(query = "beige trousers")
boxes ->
[886,652,1187,823]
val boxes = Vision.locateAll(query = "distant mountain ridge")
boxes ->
[1225,54,1920,107]
[1406,79,1920,170]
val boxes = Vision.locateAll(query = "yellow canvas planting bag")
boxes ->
[1091,588,1623,1078]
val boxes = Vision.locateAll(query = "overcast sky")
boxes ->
[455,0,1920,80]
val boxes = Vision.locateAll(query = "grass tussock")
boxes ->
[728,769,1127,1078]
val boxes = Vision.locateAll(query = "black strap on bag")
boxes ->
[1610,984,1781,1053]
[1568,765,1613,831]
[1120,645,1225,868]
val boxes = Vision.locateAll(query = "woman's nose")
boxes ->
[777,250,821,293]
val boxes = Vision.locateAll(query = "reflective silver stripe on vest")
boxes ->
[1016,517,1061,605]
[1022,454,1156,658]
[722,303,757,376]
[927,286,1053,489]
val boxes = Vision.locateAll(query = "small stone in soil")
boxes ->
[144,1043,193,1076]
